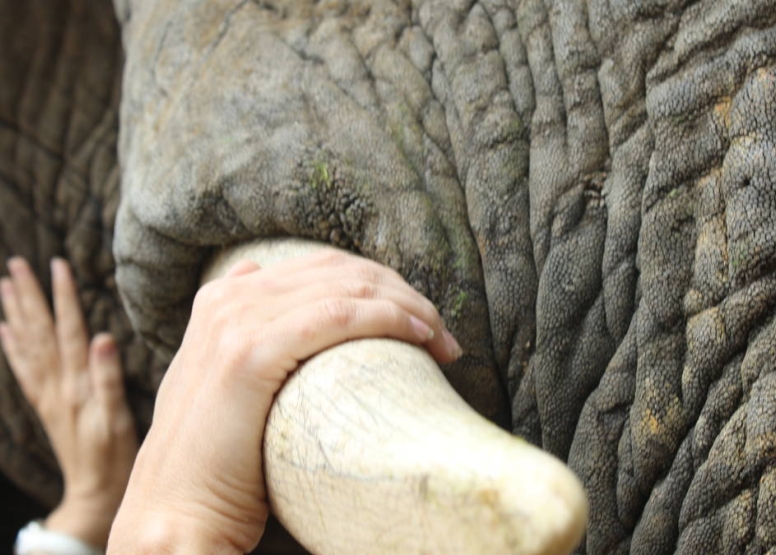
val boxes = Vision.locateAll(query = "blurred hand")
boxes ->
[108,249,461,554]
[0,258,138,549]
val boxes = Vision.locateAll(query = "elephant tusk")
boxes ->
[202,238,588,555]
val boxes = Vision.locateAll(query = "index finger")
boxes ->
[7,258,54,333]
[51,259,89,375]
[0,278,23,332]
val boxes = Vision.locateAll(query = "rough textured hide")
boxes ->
[1,1,775,554]
[113,0,512,426]
[0,3,306,553]
[0,0,163,506]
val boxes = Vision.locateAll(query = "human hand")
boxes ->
[108,249,462,554]
[0,258,138,549]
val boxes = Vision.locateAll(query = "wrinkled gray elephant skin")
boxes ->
[2,1,776,554]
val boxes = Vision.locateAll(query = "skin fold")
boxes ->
[1,1,775,554]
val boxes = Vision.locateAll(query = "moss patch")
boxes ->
[450,290,469,319]
[310,159,333,190]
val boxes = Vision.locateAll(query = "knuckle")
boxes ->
[225,350,252,375]
[295,320,318,345]
[353,263,380,284]
[209,306,232,333]
[62,381,83,409]
[193,282,219,309]
[320,298,356,329]
[315,249,348,266]
[216,331,254,375]
[194,285,237,329]
[254,275,280,294]
[348,280,377,299]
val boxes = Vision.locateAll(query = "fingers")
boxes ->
[1,263,52,396]
[0,280,36,387]
[251,297,462,385]
[7,257,55,333]
[0,277,23,334]
[229,249,409,297]
[206,250,464,366]
[89,334,127,416]
[0,323,17,359]
[264,279,457,362]
[52,259,89,375]
[0,322,37,400]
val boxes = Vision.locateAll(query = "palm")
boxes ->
[0,258,137,548]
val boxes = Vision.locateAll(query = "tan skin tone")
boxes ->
[2,250,460,554]
[0,258,138,550]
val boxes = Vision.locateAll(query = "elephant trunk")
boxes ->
[202,238,588,555]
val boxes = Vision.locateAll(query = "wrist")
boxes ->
[108,511,241,555]
[116,428,268,553]
[15,520,103,555]
[45,499,114,549]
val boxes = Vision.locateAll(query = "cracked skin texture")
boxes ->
[1,0,776,553]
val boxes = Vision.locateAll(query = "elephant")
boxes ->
[1,0,775,553]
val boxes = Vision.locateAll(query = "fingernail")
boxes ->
[410,316,434,342]
[443,329,463,359]
[7,258,25,276]
[98,343,117,360]
[95,335,117,358]
[51,258,66,279]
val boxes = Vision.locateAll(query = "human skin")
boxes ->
[199,238,588,555]
[0,258,137,549]
[2,1,776,553]
[108,250,460,554]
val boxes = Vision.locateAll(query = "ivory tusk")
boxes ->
[202,238,588,555]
